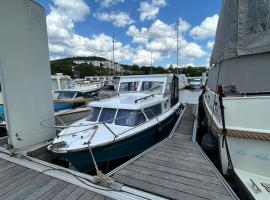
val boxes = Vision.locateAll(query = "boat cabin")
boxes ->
[86,74,179,127]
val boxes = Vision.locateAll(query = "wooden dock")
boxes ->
[0,104,238,200]
[0,158,111,200]
[109,105,238,200]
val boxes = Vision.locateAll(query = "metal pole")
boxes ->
[176,19,179,75]
[112,33,115,77]
[150,51,153,74]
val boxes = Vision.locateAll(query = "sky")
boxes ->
[36,0,222,68]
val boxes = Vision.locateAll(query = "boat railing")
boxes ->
[134,94,155,103]
[42,102,183,143]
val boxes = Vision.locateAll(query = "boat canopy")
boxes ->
[208,0,270,94]
[211,0,270,65]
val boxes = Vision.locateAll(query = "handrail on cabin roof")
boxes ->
[134,94,155,103]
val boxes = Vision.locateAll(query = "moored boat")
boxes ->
[198,0,270,199]
[48,74,181,172]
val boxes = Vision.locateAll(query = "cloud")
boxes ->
[52,0,90,22]
[207,41,214,49]
[127,25,149,45]
[97,0,125,8]
[94,12,134,27]
[46,0,133,61]
[126,19,207,64]
[180,43,207,58]
[189,14,219,39]
[131,48,161,65]
[138,0,166,21]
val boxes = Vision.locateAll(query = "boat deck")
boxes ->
[0,158,111,200]
[109,104,238,200]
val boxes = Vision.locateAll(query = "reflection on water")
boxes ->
[179,89,202,104]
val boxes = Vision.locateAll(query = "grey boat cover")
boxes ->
[208,0,270,94]
[211,0,270,64]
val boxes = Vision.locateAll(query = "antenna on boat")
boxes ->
[176,19,179,75]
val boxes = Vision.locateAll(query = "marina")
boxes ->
[0,103,238,200]
[0,0,269,199]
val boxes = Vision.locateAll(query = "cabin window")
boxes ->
[51,79,58,90]
[99,108,117,123]
[144,104,162,119]
[115,109,146,126]
[119,82,139,92]
[141,81,164,93]
[87,107,101,122]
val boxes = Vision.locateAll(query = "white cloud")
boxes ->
[178,18,191,33]
[131,48,161,65]
[138,0,166,21]
[46,0,133,61]
[180,43,207,58]
[94,12,134,27]
[189,14,219,39]
[207,41,214,49]
[97,0,125,7]
[126,19,207,64]
[52,0,90,22]
[127,26,149,45]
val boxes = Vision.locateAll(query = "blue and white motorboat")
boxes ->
[48,74,181,172]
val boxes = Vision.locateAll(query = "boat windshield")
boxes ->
[144,104,162,119]
[141,81,164,93]
[87,107,101,122]
[98,108,117,123]
[115,109,146,126]
[119,82,139,92]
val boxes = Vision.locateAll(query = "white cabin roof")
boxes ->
[89,93,166,110]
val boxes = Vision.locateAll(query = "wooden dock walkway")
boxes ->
[110,105,238,200]
[0,158,111,200]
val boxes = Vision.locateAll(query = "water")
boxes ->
[179,89,202,104]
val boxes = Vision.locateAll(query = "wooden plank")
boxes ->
[39,181,69,199]
[2,174,53,200]
[64,187,89,200]
[0,161,17,174]
[149,149,208,165]
[159,144,199,154]
[0,165,26,181]
[91,194,107,200]
[118,164,228,194]
[77,190,96,200]
[128,160,222,185]
[142,154,216,176]
[114,173,206,200]
[24,179,61,200]
[51,183,78,200]
[0,170,39,196]
[115,169,230,200]
[155,145,203,159]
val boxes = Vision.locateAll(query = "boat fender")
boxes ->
[201,131,218,154]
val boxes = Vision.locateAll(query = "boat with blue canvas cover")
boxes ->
[48,74,181,172]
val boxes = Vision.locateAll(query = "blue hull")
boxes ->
[61,111,178,172]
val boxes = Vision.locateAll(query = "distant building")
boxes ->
[73,60,91,65]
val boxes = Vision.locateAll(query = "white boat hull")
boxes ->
[203,89,270,199]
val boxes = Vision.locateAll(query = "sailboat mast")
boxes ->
[176,19,179,75]
[112,33,115,77]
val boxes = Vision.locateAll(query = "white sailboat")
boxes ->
[199,0,270,199]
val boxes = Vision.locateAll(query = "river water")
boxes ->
[179,89,202,104]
